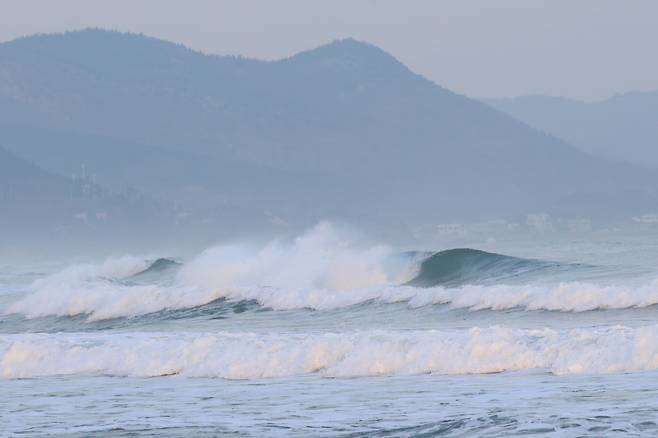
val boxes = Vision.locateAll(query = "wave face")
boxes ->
[130,258,181,279]
[3,324,658,379]
[407,248,559,287]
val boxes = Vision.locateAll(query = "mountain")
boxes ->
[0,143,65,199]
[485,92,658,168]
[1,29,657,235]
[0,144,175,254]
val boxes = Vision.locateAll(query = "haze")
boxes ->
[2,0,658,101]
[5,4,658,436]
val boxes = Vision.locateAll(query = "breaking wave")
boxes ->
[7,271,658,322]
[4,222,651,322]
[4,324,658,378]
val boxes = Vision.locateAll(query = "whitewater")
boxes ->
[5,222,658,435]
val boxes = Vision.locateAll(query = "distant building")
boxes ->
[633,214,658,224]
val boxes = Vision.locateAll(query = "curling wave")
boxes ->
[406,248,560,287]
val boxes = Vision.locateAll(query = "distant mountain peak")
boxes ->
[2,28,197,67]
[7,28,182,49]
[285,37,408,72]
[318,37,383,53]
[5,30,397,66]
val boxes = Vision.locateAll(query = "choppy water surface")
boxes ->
[4,372,658,436]
[4,224,658,436]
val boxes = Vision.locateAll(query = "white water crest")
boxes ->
[7,222,658,321]
[5,223,414,320]
[11,270,658,320]
[177,221,403,291]
[4,324,658,379]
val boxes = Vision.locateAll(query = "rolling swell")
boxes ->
[407,248,563,287]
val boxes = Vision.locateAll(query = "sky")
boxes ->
[1,0,657,101]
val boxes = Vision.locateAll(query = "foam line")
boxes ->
[3,325,658,378]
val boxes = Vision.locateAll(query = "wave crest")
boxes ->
[4,223,652,321]
[407,248,558,287]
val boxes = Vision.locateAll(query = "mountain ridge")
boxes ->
[485,91,658,168]
[2,29,657,234]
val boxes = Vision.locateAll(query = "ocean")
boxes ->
[3,222,658,436]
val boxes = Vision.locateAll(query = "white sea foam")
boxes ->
[3,325,658,378]
[177,221,403,292]
[2,255,181,321]
[12,278,658,321]
[5,281,216,321]
[153,281,658,313]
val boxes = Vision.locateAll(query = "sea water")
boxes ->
[4,223,658,436]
